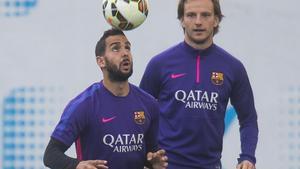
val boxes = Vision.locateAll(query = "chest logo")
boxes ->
[134,111,145,125]
[211,72,224,85]
[171,73,186,79]
[102,116,116,123]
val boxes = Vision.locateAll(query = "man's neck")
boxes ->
[103,78,130,97]
[184,38,213,50]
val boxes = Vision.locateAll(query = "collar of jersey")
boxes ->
[181,41,216,57]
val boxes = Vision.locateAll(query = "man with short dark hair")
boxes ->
[43,28,168,169]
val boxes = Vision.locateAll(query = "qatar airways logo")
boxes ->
[175,90,219,110]
[103,134,144,153]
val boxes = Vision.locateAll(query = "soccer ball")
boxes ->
[102,0,149,30]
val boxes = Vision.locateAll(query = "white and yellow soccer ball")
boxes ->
[102,0,149,30]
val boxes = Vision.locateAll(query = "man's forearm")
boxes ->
[43,137,79,169]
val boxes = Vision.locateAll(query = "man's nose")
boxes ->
[195,15,203,25]
[121,48,130,56]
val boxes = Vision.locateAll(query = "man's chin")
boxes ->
[194,37,211,45]
[120,69,131,74]
[111,72,133,82]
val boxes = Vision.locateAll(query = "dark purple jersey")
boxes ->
[140,41,258,169]
[52,81,159,169]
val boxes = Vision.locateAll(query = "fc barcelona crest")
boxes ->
[211,72,224,85]
[134,111,145,124]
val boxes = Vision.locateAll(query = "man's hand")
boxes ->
[76,160,108,169]
[236,160,255,169]
[147,149,168,169]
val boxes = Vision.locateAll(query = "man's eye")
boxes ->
[112,46,120,51]
[125,46,131,51]
[186,13,195,18]
[202,13,212,18]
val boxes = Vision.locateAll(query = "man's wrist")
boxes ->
[144,160,154,169]
[237,154,256,164]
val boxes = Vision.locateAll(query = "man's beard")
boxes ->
[105,58,133,82]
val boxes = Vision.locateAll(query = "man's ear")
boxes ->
[180,18,185,29]
[214,16,220,28]
[96,56,105,69]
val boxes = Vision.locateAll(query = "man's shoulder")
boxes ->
[152,42,183,60]
[130,84,156,102]
[68,82,102,106]
[213,44,234,57]
[213,44,244,66]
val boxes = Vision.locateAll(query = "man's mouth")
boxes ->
[193,28,206,32]
[120,59,131,70]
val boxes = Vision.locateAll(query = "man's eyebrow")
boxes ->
[125,41,131,46]
[109,41,131,47]
[109,42,121,47]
